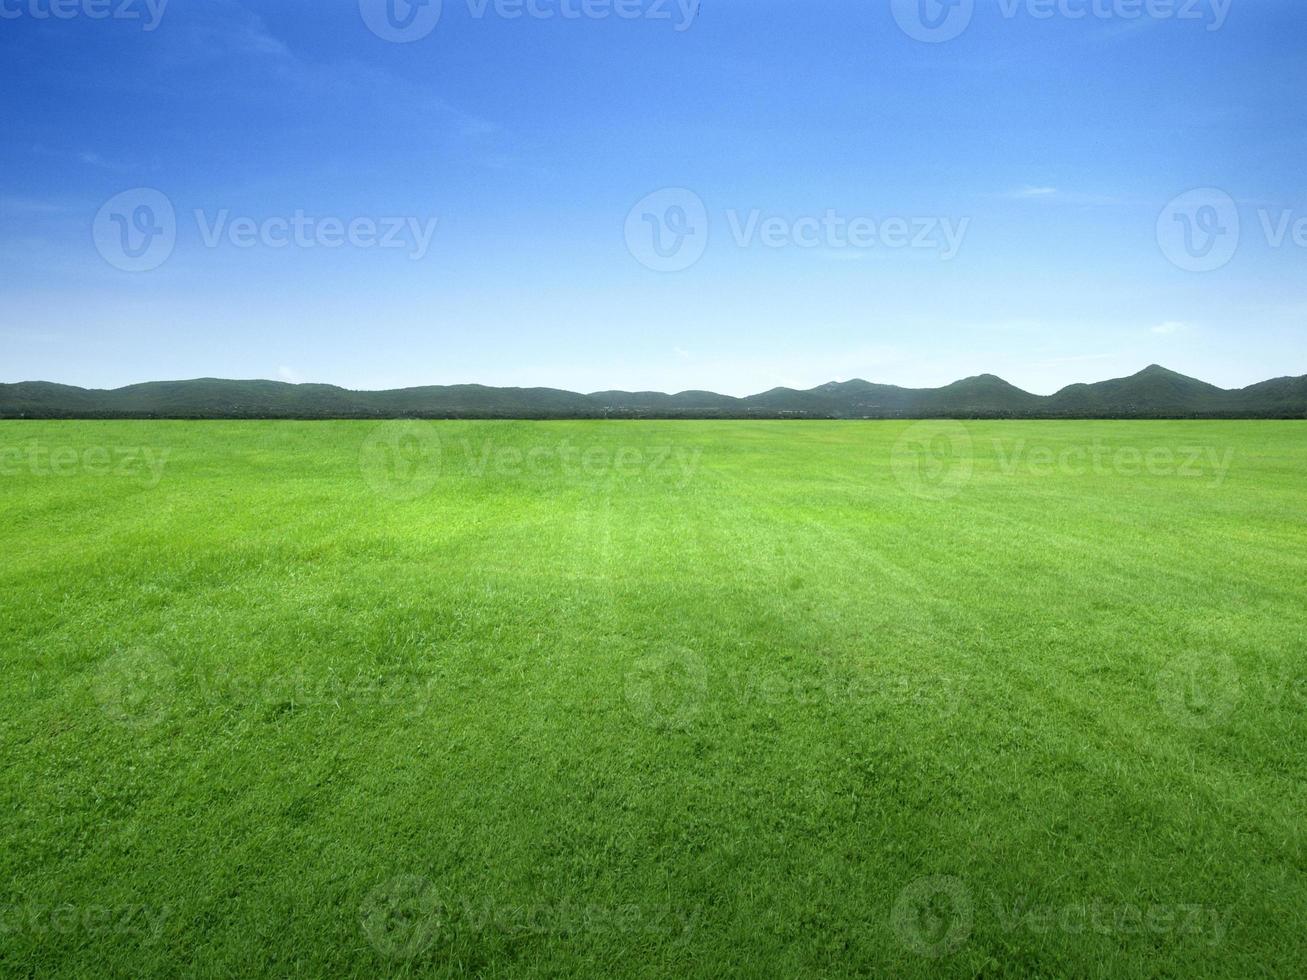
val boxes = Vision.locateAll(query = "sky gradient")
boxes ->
[2,0,1305,395]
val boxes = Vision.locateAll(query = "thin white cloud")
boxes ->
[1151,321,1187,335]
[997,186,1123,206]
[29,144,138,174]
[176,2,292,63]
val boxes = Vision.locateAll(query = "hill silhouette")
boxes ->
[2,367,1305,419]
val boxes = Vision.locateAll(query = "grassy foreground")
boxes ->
[1,420,1303,977]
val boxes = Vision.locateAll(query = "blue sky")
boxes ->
[1,0,1304,395]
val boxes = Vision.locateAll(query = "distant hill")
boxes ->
[1044,365,1228,416]
[2,367,1305,419]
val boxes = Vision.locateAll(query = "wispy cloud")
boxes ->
[29,144,139,174]
[1151,321,1188,336]
[166,2,292,65]
[999,186,1123,206]
[170,4,503,159]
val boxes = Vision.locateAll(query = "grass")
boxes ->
[1,419,1304,977]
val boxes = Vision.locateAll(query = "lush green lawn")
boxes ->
[1,420,1304,977]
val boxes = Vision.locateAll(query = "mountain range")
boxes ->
[2,366,1305,420]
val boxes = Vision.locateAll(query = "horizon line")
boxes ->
[4,363,1305,399]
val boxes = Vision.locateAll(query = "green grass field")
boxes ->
[2,420,1304,977]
